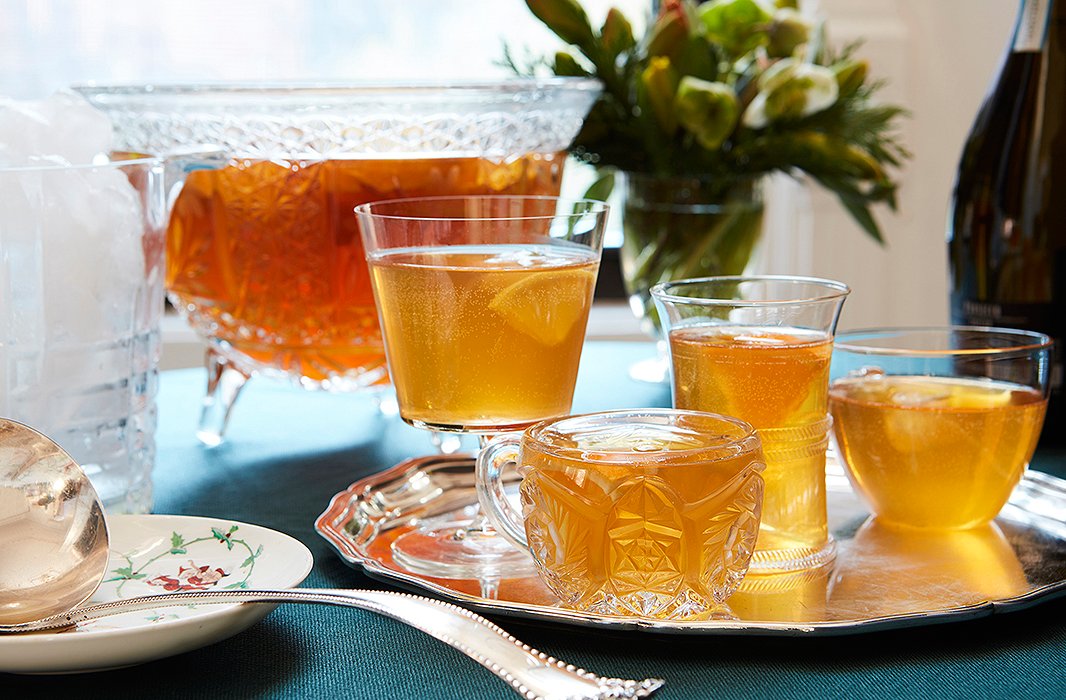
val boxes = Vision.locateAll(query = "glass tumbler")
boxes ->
[652,275,849,572]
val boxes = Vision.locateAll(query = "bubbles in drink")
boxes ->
[368,244,597,430]
[887,386,951,407]
[558,421,704,453]
[482,245,588,268]
[849,365,886,378]
[731,331,790,345]
[829,374,1047,528]
[843,375,1019,410]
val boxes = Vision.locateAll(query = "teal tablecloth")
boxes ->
[4,341,1065,699]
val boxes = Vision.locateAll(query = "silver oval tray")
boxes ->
[315,454,1066,636]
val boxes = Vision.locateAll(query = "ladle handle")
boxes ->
[0,588,663,700]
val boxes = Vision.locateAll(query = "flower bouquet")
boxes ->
[510,0,909,331]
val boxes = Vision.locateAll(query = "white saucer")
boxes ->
[0,514,313,674]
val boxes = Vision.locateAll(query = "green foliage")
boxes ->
[107,565,146,581]
[212,525,240,550]
[582,170,616,201]
[676,77,739,150]
[170,532,187,555]
[698,0,773,58]
[519,0,910,243]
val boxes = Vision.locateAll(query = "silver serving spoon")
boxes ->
[0,419,662,699]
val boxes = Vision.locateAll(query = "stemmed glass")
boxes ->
[356,195,608,578]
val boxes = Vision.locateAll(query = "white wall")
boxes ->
[761,0,1016,331]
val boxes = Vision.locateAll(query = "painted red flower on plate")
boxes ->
[147,561,229,591]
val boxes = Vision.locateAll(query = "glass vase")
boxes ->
[620,173,765,338]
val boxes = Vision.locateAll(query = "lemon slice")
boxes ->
[488,267,595,346]
[947,379,1015,410]
[882,376,1014,410]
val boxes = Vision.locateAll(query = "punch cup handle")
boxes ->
[475,435,530,551]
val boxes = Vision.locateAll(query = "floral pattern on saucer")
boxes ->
[106,525,262,596]
[147,562,229,591]
[83,523,268,631]
[0,514,313,674]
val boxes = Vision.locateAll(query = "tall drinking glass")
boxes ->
[651,276,849,573]
[357,195,608,577]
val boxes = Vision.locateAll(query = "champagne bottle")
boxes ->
[948,0,1065,445]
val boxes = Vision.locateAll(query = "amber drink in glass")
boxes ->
[668,327,833,427]
[477,409,765,619]
[357,195,608,578]
[167,155,565,387]
[830,327,1051,529]
[652,276,849,572]
[369,244,597,431]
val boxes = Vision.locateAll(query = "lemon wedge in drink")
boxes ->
[488,266,596,346]
[946,377,1015,410]
[883,376,1014,410]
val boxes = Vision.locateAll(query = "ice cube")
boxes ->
[0,91,113,166]
[888,381,951,407]
[6,167,144,429]
[485,247,544,267]
[0,99,49,166]
[849,366,886,379]
[42,165,144,345]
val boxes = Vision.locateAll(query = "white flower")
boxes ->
[743,58,839,128]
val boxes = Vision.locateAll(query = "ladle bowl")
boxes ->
[0,419,109,625]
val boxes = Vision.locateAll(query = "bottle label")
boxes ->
[1014,0,1052,52]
